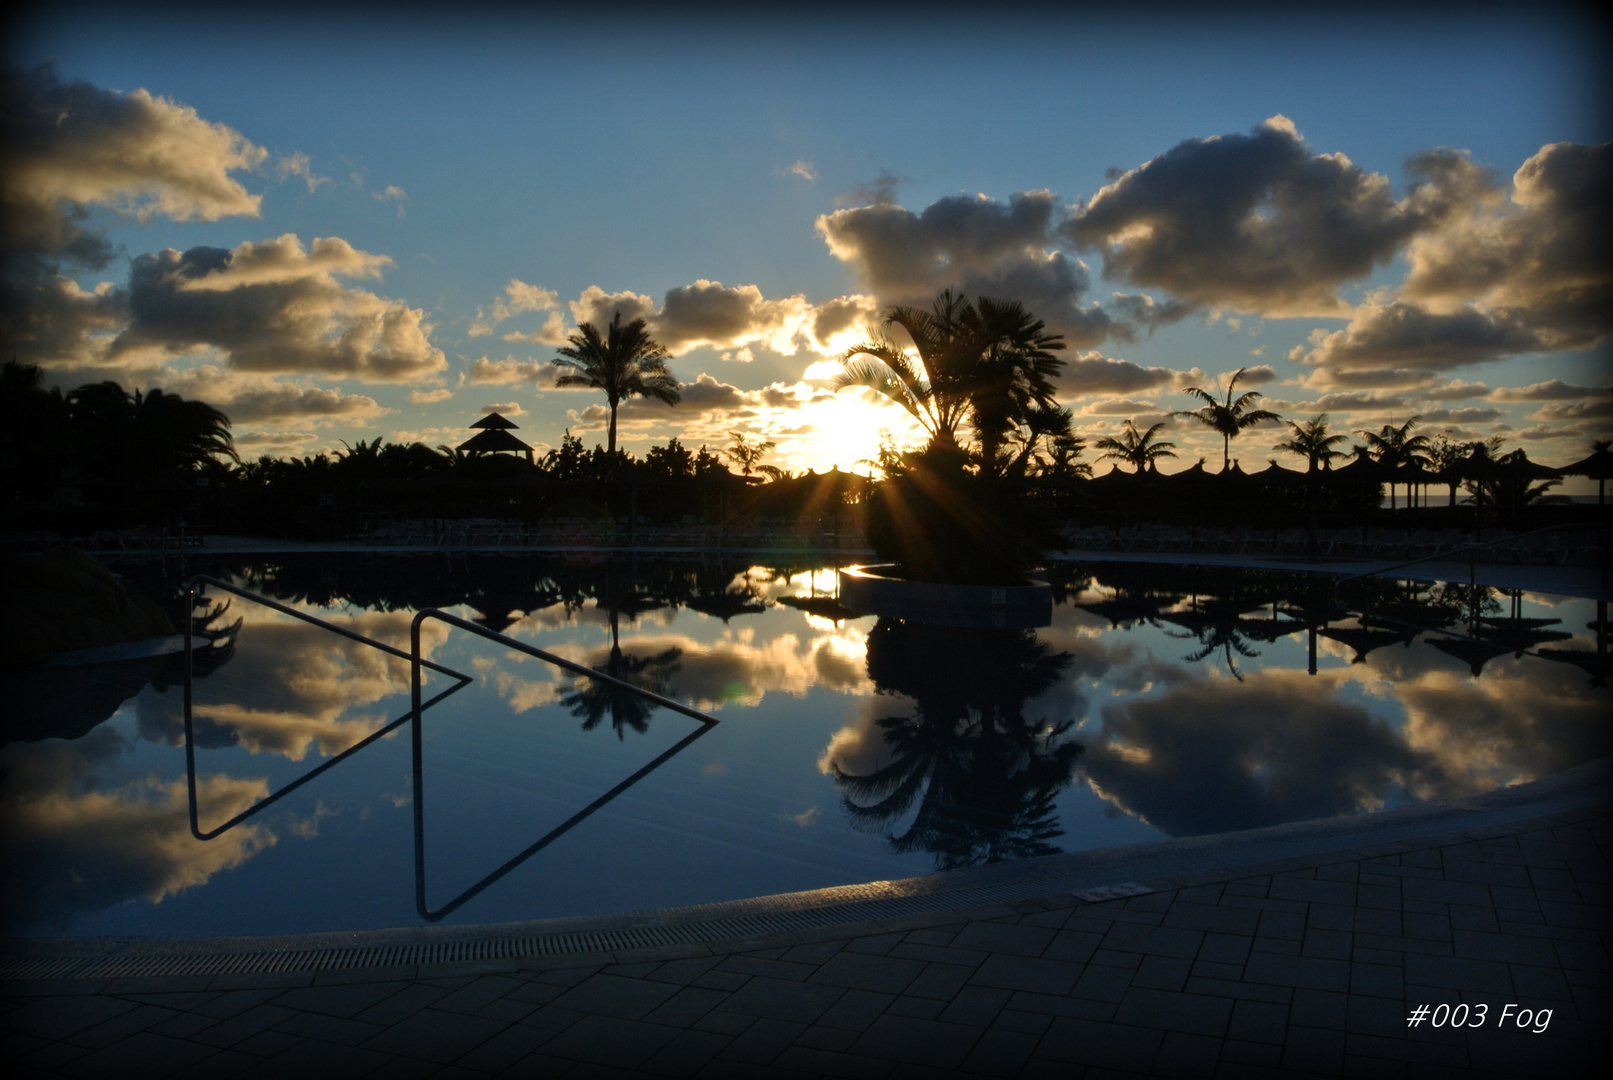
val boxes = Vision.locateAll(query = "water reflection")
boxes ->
[823,619,1083,870]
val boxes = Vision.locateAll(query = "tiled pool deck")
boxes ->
[5,769,1608,1079]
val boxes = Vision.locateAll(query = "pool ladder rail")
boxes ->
[179,577,719,923]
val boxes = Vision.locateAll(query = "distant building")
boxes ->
[456,412,534,464]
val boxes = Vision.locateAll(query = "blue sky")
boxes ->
[7,3,1609,476]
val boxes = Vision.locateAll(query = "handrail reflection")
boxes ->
[183,575,474,840]
[409,609,720,922]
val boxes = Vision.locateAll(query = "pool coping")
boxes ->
[6,755,1607,982]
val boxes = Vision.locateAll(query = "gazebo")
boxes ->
[456,412,534,464]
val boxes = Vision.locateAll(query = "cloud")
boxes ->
[1527,397,1613,423]
[372,184,407,215]
[817,190,1113,346]
[1236,364,1277,384]
[1490,379,1606,401]
[410,387,453,403]
[835,170,903,207]
[654,279,816,354]
[568,285,658,330]
[155,365,387,425]
[780,160,817,181]
[1081,397,1159,416]
[479,401,525,416]
[467,355,570,388]
[1425,380,1491,400]
[1063,117,1428,318]
[275,152,329,192]
[107,234,445,382]
[1059,350,1175,397]
[2,64,265,263]
[1418,406,1502,424]
[469,278,559,337]
[1294,142,1612,379]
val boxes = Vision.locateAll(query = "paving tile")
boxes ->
[716,1016,806,1064]
[1163,902,1260,935]
[1152,1031,1224,1079]
[714,955,818,982]
[1304,928,1354,960]
[1041,928,1103,964]
[1182,977,1292,1004]
[647,957,725,986]
[815,990,895,1033]
[1402,955,1514,995]
[636,1028,734,1078]
[808,953,927,995]
[535,1013,681,1069]
[843,932,908,957]
[432,975,525,1015]
[359,1007,507,1063]
[1131,954,1192,991]
[1283,1024,1347,1074]
[692,1011,756,1036]
[780,940,846,966]
[1228,999,1289,1044]
[190,1004,299,1048]
[1220,1037,1283,1068]
[233,1038,395,1080]
[967,954,1082,996]
[352,983,455,1025]
[1102,921,1205,959]
[1197,932,1252,965]
[1243,951,1352,992]
[1114,987,1232,1037]
[1270,876,1356,906]
[948,922,1055,958]
[55,1031,222,1080]
[884,996,944,1020]
[796,1024,860,1051]
[1,995,139,1040]
[66,1003,181,1048]
[269,1010,386,1046]
[1289,988,1348,1029]
[1003,991,1115,1021]
[1350,963,1404,1000]
[719,977,843,1023]
[550,974,682,1020]
[902,962,975,1001]
[270,982,408,1018]
[773,1044,892,1078]
[642,986,731,1029]
[958,1028,1039,1077]
[1035,1016,1163,1071]
[849,1015,982,1069]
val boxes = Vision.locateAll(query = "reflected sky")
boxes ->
[1,555,1605,937]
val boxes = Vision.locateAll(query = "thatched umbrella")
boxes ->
[458,412,534,464]
[1558,444,1613,506]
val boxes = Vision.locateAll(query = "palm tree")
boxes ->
[1176,368,1280,472]
[723,431,784,480]
[1274,414,1348,473]
[553,314,680,456]
[1275,414,1348,555]
[836,289,1065,465]
[1357,416,1431,510]
[1095,419,1177,473]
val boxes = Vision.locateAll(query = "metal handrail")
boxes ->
[183,575,474,840]
[409,609,719,922]
[1333,522,1604,595]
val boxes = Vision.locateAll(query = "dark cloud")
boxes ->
[110,235,444,382]
[1063,117,1426,317]
[1081,670,1437,837]
[2,64,263,265]
[1297,142,1612,380]
[835,169,903,207]
[1418,406,1502,424]
[1490,379,1607,401]
[817,190,1112,346]
[1059,350,1175,397]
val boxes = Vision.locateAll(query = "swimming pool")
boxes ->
[3,554,1606,938]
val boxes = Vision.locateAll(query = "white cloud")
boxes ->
[409,387,453,403]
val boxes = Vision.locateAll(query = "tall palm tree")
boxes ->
[723,431,783,479]
[1176,368,1280,472]
[1095,419,1177,473]
[958,297,1065,474]
[553,314,680,456]
[1357,416,1431,510]
[1274,414,1349,473]
[836,289,1065,466]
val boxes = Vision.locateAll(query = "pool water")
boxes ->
[2,555,1606,938]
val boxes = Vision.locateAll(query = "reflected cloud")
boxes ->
[1081,669,1436,836]
[0,733,273,929]
[137,608,449,760]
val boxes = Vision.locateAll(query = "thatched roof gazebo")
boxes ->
[457,412,534,464]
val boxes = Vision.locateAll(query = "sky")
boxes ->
[6,2,1610,479]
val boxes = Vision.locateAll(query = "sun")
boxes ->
[777,387,926,476]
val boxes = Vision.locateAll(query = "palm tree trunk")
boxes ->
[607,403,618,457]
[1223,435,1230,472]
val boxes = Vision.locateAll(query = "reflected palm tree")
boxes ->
[1159,595,1264,680]
[559,595,682,740]
[828,619,1082,870]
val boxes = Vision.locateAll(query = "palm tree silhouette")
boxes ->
[1357,416,1431,510]
[553,314,681,456]
[828,620,1082,870]
[1095,419,1177,473]
[67,382,238,483]
[836,289,1064,464]
[558,601,683,740]
[1275,414,1349,473]
[1176,368,1279,472]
